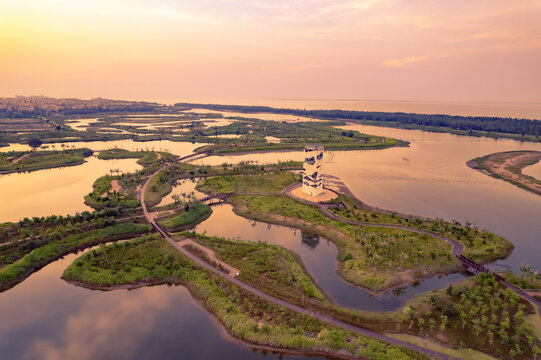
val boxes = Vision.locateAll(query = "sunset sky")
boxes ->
[1,0,540,102]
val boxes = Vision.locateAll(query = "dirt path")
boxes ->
[468,151,541,196]
[11,153,31,165]
[177,238,240,276]
[286,183,465,257]
[139,152,460,360]
[101,180,122,197]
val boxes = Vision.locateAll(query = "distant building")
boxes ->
[302,144,324,197]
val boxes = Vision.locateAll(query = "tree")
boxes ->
[28,137,42,150]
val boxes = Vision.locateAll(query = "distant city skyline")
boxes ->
[1,0,540,102]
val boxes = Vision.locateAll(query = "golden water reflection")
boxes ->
[0,157,141,222]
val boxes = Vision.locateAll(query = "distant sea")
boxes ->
[154,98,541,120]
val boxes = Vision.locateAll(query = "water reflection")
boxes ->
[301,232,320,249]
[0,157,142,222]
[157,178,205,207]
[0,250,324,360]
[0,140,205,156]
[194,125,541,273]
[183,108,321,123]
[195,204,464,311]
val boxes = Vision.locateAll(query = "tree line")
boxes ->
[176,103,541,138]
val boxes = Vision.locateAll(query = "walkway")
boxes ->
[176,237,240,276]
[286,183,464,256]
[139,151,459,360]
[287,182,541,312]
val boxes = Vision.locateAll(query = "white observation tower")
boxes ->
[302,144,324,197]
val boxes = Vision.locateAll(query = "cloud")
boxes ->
[383,56,427,67]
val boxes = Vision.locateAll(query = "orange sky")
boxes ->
[1,0,540,102]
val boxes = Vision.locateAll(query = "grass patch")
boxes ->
[396,273,540,359]
[332,195,513,264]
[85,175,140,209]
[159,203,212,231]
[0,148,92,174]
[230,194,459,291]
[197,171,299,195]
[184,231,325,302]
[386,333,498,360]
[62,236,430,360]
[0,222,151,291]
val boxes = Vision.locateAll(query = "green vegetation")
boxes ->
[197,171,299,195]
[193,119,402,154]
[62,230,540,359]
[386,333,498,360]
[184,231,325,302]
[332,195,513,263]
[143,163,197,207]
[176,103,541,142]
[501,265,541,291]
[98,148,160,163]
[159,203,212,230]
[396,273,540,359]
[63,236,429,360]
[85,175,140,209]
[145,161,302,209]
[230,195,459,291]
[85,149,180,209]
[0,222,151,291]
[0,208,123,267]
[0,148,93,174]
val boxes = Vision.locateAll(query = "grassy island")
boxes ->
[85,149,177,209]
[159,203,212,231]
[62,234,541,359]
[191,119,403,154]
[193,171,512,291]
[0,222,151,291]
[183,231,325,302]
[468,151,541,196]
[230,194,460,292]
[0,148,93,174]
[62,235,430,360]
[330,195,513,264]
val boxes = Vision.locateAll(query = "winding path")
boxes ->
[287,183,541,312]
[139,151,459,360]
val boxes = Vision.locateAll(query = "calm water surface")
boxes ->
[523,160,541,180]
[157,178,205,207]
[171,99,541,120]
[0,157,142,223]
[0,139,204,155]
[0,249,324,360]
[195,204,464,311]
[195,125,541,272]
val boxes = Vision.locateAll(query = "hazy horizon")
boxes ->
[2,0,540,103]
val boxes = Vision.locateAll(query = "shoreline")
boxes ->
[467,151,541,196]
[63,276,359,360]
[227,198,463,295]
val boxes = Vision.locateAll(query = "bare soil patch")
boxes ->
[468,151,541,196]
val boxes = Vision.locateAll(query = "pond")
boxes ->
[0,140,205,156]
[194,125,541,273]
[0,156,142,223]
[0,247,324,360]
[156,178,206,207]
[195,204,465,312]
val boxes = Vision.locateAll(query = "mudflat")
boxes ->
[468,150,541,196]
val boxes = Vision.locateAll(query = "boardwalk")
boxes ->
[296,182,541,312]
[139,152,459,360]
